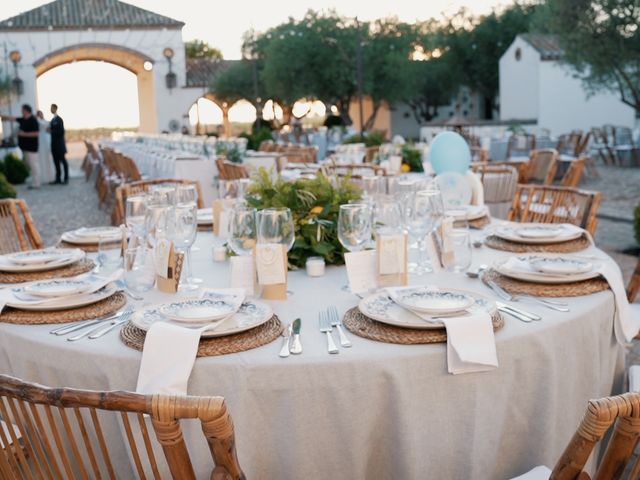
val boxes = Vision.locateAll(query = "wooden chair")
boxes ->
[0,374,244,479]
[526,149,558,184]
[590,127,616,165]
[325,163,386,177]
[507,133,536,160]
[113,179,204,225]
[508,185,602,235]
[223,162,249,180]
[471,164,519,219]
[475,160,529,183]
[628,257,640,303]
[0,199,44,254]
[512,392,640,480]
[560,158,586,187]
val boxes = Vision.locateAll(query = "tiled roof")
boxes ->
[186,58,239,87]
[519,34,563,61]
[0,0,184,31]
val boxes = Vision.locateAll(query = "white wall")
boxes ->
[0,27,192,133]
[499,36,540,121]
[538,61,636,135]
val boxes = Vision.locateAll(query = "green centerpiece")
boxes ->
[246,169,362,268]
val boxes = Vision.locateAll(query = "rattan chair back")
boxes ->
[0,199,43,254]
[0,374,245,479]
[507,133,536,159]
[527,149,558,184]
[560,158,586,188]
[508,184,601,235]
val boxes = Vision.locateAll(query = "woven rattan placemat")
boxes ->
[120,315,283,357]
[0,292,126,325]
[0,259,95,284]
[484,234,591,253]
[483,269,609,297]
[58,241,99,252]
[342,307,504,345]
[460,215,491,230]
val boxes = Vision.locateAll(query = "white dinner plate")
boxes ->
[160,299,237,323]
[359,289,496,329]
[6,283,117,311]
[445,205,489,221]
[0,248,84,272]
[61,226,122,245]
[391,288,475,315]
[493,223,584,245]
[494,255,601,284]
[529,256,593,275]
[4,249,67,265]
[130,300,273,338]
[24,278,94,298]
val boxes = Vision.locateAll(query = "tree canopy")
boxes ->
[185,40,223,60]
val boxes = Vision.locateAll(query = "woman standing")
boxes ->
[36,110,54,185]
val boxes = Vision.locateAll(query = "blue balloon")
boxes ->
[428,132,471,174]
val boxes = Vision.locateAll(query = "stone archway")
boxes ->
[33,43,157,132]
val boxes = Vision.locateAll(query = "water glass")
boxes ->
[218,180,237,200]
[176,184,198,206]
[257,208,295,251]
[125,195,147,235]
[407,189,445,274]
[373,197,403,235]
[362,176,385,199]
[338,204,372,253]
[443,227,472,273]
[229,206,257,256]
[97,235,122,274]
[149,186,176,206]
[124,247,155,294]
[145,204,171,248]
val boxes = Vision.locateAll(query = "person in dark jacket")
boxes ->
[49,103,68,184]
[0,104,40,189]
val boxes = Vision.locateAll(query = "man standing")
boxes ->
[49,103,68,185]
[0,104,40,189]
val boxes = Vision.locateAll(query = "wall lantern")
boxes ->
[163,47,177,90]
[9,50,23,96]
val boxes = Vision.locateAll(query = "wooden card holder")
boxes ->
[376,233,408,287]
[156,244,185,293]
[437,218,455,268]
[255,244,288,301]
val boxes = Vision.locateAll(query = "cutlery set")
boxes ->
[280,318,302,358]
[319,306,351,354]
[50,309,133,340]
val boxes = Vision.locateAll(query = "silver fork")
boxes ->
[319,311,339,354]
[328,306,351,348]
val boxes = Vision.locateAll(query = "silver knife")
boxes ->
[290,318,302,354]
[50,310,125,335]
[279,323,292,358]
[498,305,532,323]
[496,301,541,321]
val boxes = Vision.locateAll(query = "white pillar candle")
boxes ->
[213,246,227,262]
[305,256,325,277]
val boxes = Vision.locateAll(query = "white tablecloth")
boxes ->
[0,233,625,479]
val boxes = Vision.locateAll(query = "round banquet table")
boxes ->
[0,232,625,479]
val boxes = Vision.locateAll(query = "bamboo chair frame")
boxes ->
[0,199,44,254]
[113,179,205,226]
[506,133,536,160]
[508,184,601,236]
[548,392,640,480]
[222,162,249,180]
[560,158,586,188]
[628,257,640,303]
[526,149,558,185]
[0,374,244,479]
[475,161,529,183]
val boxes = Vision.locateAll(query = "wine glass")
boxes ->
[169,203,199,291]
[373,197,403,236]
[257,207,295,294]
[144,204,171,249]
[229,206,257,256]
[176,184,203,283]
[149,185,176,206]
[338,203,372,291]
[125,195,147,236]
[408,189,444,274]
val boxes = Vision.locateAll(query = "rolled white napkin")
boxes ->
[136,288,245,395]
[386,287,498,374]
[597,262,639,344]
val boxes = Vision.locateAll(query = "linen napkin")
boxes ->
[136,288,245,395]
[597,262,639,344]
[386,287,498,374]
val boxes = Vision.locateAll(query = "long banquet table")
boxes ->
[0,232,625,479]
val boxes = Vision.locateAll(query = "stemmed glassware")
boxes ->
[407,189,444,274]
[229,206,257,256]
[338,203,373,291]
[257,207,295,294]
[125,195,147,237]
[175,184,203,284]
[169,202,199,291]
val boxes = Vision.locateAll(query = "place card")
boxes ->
[345,250,377,294]
[439,217,455,267]
[255,243,287,300]
[154,238,171,278]
[212,199,234,237]
[376,233,407,287]
[154,239,184,293]
[230,255,257,296]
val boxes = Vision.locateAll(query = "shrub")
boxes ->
[2,153,30,184]
[240,126,274,151]
[0,173,17,198]
[634,203,640,245]
[401,144,424,172]
[343,131,385,147]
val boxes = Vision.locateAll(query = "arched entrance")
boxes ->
[33,43,156,131]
